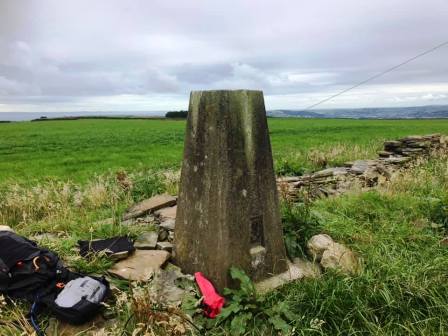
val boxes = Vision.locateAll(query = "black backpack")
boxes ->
[0,231,109,330]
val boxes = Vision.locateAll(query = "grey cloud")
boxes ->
[0,0,447,111]
[173,63,234,85]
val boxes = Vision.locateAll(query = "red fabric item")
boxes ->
[194,272,225,318]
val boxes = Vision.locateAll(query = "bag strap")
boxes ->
[29,294,45,336]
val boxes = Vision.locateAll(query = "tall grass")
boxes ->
[1,126,448,334]
[271,154,448,335]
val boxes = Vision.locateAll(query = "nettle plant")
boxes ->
[215,267,296,335]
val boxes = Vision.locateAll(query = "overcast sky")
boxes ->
[0,0,447,113]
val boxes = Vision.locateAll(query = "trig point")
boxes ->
[175,90,288,290]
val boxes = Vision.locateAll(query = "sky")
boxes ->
[0,0,447,113]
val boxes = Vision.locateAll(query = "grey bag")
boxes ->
[55,277,107,308]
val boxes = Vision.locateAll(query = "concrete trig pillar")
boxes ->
[174,90,288,290]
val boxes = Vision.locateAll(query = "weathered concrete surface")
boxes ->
[175,90,288,290]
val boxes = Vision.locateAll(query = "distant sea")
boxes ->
[3,104,448,121]
[0,111,167,121]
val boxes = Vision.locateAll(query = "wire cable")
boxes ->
[303,40,448,111]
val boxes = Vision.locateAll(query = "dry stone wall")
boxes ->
[278,134,447,201]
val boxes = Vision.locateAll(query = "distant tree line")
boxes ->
[165,110,188,118]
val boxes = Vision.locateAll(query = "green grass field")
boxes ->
[1,118,448,335]
[2,118,448,184]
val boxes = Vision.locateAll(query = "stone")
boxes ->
[175,90,288,290]
[332,167,349,176]
[155,206,177,220]
[120,218,136,226]
[350,160,372,175]
[136,216,152,224]
[312,168,335,178]
[320,243,359,274]
[405,141,431,148]
[134,231,158,250]
[148,266,195,305]
[109,251,130,261]
[168,231,174,242]
[160,218,175,231]
[402,147,425,153]
[401,135,425,142]
[158,228,169,241]
[123,194,177,220]
[0,225,14,232]
[108,250,170,281]
[156,241,173,252]
[255,258,321,294]
[307,234,334,261]
[384,140,402,149]
[164,262,195,282]
[383,156,412,164]
[311,167,347,179]
[378,151,392,158]
[277,176,301,183]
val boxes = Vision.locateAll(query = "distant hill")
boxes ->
[268,105,448,119]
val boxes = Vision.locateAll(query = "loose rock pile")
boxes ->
[278,134,447,201]
[307,234,359,274]
[105,194,178,281]
[123,194,177,249]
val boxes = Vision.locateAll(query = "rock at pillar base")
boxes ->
[174,90,288,291]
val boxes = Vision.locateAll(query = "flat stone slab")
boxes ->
[156,241,174,252]
[109,251,131,261]
[134,231,158,250]
[378,151,393,158]
[155,205,177,220]
[384,140,402,148]
[159,218,175,231]
[108,250,170,281]
[123,194,177,220]
[255,258,321,294]
[312,167,347,179]
[383,156,412,164]
[350,160,373,175]
[0,225,14,232]
[277,176,301,183]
